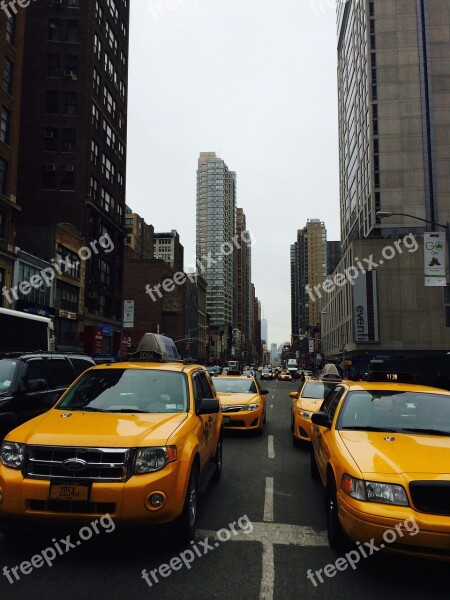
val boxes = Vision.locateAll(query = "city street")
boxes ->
[0,379,448,600]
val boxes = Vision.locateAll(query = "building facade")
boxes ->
[196,152,236,359]
[235,207,252,357]
[154,230,184,272]
[322,0,450,382]
[15,0,129,354]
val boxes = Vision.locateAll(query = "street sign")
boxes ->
[424,232,446,286]
[123,300,134,328]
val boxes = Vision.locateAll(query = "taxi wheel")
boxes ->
[310,448,320,480]
[211,438,222,483]
[177,464,199,541]
[325,477,348,550]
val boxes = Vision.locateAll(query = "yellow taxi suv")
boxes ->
[310,371,450,559]
[213,374,268,434]
[0,334,222,541]
[290,364,342,446]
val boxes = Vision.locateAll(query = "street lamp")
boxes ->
[376,210,450,281]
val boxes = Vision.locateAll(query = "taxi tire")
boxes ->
[177,464,199,542]
[211,437,222,483]
[325,477,348,551]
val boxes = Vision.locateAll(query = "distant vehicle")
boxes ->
[0,307,55,354]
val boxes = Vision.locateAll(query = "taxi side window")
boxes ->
[193,372,214,411]
[321,387,345,421]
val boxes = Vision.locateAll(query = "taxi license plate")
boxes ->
[223,416,230,424]
[49,483,89,502]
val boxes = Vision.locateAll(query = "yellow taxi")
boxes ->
[213,374,268,433]
[0,335,222,540]
[278,370,293,382]
[310,371,450,559]
[290,364,342,446]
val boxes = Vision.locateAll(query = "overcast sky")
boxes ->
[126,0,340,347]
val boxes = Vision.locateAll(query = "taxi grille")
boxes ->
[409,481,450,515]
[221,406,246,413]
[24,446,132,482]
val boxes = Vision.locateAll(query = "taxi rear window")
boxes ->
[58,369,189,413]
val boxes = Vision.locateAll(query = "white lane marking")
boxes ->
[260,541,274,600]
[197,522,328,547]
[263,476,274,522]
[268,435,275,459]
[271,395,275,399]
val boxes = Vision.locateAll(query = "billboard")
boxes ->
[424,232,446,286]
[353,270,379,343]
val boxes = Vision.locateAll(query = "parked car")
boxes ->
[0,351,95,439]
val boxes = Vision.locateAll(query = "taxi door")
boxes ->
[192,371,218,469]
[313,386,346,480]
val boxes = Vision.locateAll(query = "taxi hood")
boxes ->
[339,430,450,475]
[8,409,188,447]
[216,392,261,405]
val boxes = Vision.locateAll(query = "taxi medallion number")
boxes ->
[49,483,90,502]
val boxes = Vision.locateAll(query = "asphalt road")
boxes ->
[0,379,448,599]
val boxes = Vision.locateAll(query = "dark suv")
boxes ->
[0,352,95,438]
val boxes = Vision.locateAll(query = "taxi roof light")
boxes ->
[130,333,180,363]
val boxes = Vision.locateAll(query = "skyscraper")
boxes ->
[321,0,450,380]
[235,207,252,351]
[16,1,129,353]
[196,152,236,357]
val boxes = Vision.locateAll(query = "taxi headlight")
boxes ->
[247,403,261,412]
[341,474,409,506]
[1,441,25,470]
[134,446,177,474]
[298,408,312,419]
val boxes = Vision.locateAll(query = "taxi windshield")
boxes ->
[0,359,17,394]
[338,390,450,434]
[301,381,338,400]
[58,369,188,413]
[213,378,258,394]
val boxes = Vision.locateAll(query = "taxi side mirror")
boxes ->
[260,390,269,396]
[311,412,332,428]
[197,398,220,415]
[289,392,299,399]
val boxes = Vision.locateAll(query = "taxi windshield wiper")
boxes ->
[105,408,147,413]
[341,426,398,433]
[399,427,450,437]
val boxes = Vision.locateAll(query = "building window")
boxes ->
[17,262,50,305]
[91,139,99,165]
[64,55,78,76]
[42,167,56,190]
[103,120,116,148]
[6,15,16,45]
[56,281,79,312]
[94,33,102,61]
[101,154,115,183]
[63,129,76,152]
[48,19,62,42]
[0,159,7,196]
[92,103,100,129]
[0,107,10,144]
[101,187,114,213]
[3,57,12,94]
[48,54,60,76]
[64,91,76,115]
[66,20,79,43]
[46,90,59,113]
[44,127,57,151]
[103,87,116,118]
[99,259,111,285]
[89,175,98,200]
[56,245,80,279]
[93,68,100,94]
[95,0,103,23]
[61,170,74,190]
